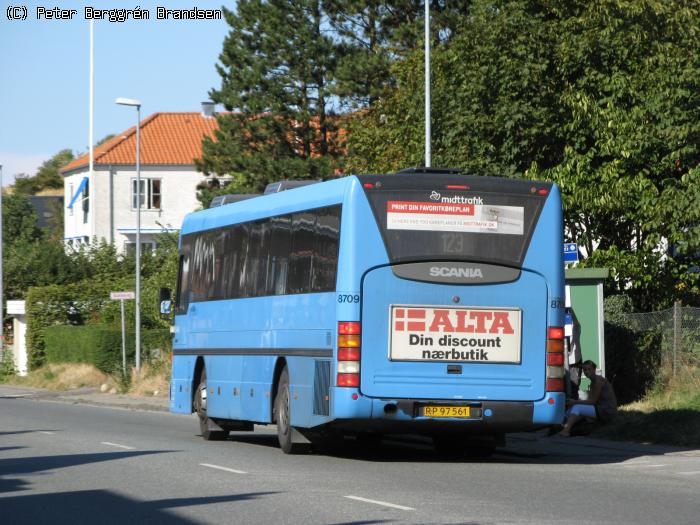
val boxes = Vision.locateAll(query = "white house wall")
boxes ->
[64,165,207,252]
[64,171,92,245]
[110,165,204,251]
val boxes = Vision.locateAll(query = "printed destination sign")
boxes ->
[389,305,522,363]
[386,200,524,234]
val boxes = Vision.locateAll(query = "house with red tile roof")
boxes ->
[62,110,222,252]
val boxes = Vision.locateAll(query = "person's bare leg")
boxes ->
[558,413,581,437]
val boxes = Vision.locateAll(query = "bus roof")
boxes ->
[180,171,555,236]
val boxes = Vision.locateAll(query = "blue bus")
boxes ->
[169,169,566,454]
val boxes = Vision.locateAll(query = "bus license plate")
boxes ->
[422,406,471,418]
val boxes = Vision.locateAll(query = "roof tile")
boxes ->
[62,112,218,173]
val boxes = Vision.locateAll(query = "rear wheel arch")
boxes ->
[271,357,287,422]
[191,357,205,412]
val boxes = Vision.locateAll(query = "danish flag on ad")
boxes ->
[394,308,426,331]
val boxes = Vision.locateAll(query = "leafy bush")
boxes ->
[25,234,178,371]
[26,281,130,370]
[604,294,662,404]
[0,348,16,381]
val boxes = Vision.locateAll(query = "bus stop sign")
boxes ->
[564,243,579,263]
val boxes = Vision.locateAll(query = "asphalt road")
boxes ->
[1,388,699,525]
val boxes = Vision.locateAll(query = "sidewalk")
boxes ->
[508,429,700,459]
[0,384,170,412]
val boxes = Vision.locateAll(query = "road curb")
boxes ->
[509,430,699,457]
[54,395,171,413]
[0,384,170,413]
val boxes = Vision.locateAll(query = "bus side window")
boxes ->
[289,211,315,294]
[269,215,292,296]
[244,220,270,297]
[220,226,236,299]
[175,247,191,314]
[311,206,341,292]
[235,223,251,298]
[190,231,216,302]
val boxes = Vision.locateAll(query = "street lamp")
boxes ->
[116,97,142,374]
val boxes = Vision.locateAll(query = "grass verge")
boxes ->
[0,359,170,398]
[2,363,117,391]
[590,366,700,447]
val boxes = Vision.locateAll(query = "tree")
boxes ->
[346,0,700,309]
[198,1,476,188]
[532,0,700,309]
[347,0,564,174]
[2,192,42,243]
[199,0,342,191]
[3,240,81,300]
[13,149,74,195]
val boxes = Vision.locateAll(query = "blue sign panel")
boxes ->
[564,243,578,263]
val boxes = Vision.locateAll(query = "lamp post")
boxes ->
[116,97,142,373]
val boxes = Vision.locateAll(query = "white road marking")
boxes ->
[344,495,414,511]
[100,441,136,450]
[677,471,700,476]
[38,431,55,435]
[199,463,248,475]
[622,464,667,468]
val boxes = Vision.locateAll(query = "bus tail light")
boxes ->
[546,325,565,392]
[546,378,565,391]
[337,322,361,387]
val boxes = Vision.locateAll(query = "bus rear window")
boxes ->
[365,189,544,267]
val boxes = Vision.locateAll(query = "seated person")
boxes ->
[558,360,617,437]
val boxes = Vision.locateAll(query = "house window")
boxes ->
[132,178,161,210]
[125,241,155,256]
[82,180,89,224]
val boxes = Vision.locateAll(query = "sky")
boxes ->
[0,1,232,185]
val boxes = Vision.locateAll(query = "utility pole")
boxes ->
[0,165,3,357]
[424,1,431,168]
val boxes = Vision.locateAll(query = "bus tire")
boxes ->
[274,367,305,454]
[194,368,229,441]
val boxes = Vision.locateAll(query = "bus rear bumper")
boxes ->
[532,392,566,425]
[331,388,565,431]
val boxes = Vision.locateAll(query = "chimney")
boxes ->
[201,101,216,118]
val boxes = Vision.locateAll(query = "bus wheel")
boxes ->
[274,367,305,454]
[194,368,229,441]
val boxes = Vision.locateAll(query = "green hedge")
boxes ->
[604,294,663,404]
[44,325,171,373]
[26,280,130,370]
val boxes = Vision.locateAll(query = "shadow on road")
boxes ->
[0,430,59,436]
[0,489,279,525]
[326,521,395,525]
[222,430,687,465]
[0,450,172,495]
